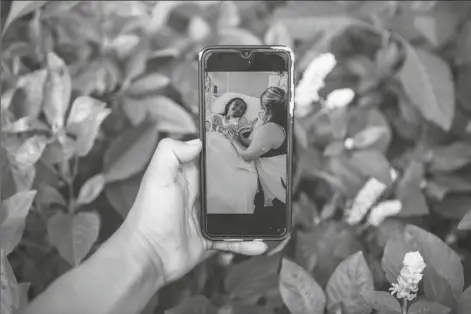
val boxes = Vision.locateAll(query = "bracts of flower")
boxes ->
[390,251,426,301]
[345,168,398,225]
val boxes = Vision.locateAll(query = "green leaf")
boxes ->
[121,96,197,134]
[10,69,48,119]
[103,122,159,183]
[423,265,457,311]
[457,211,471,230]
[41,1,81,18]
[225,254,281,302]
[0,191,37,255]
[396,161,429,216]
[264,23,293,47]
[76,174,105,206]
[7,136,48,170]
[47,211,100,266]
[126,73,170,96]
[361,291,401,313]
[425,173,471,201]
[350,126,390,151]
[455,21,471,64]
[458,286,471,314]
[35,184,66,212]
[324,141,345,157]
[2,1,48,35]
[66,96,111,157]
[124,38,149,84]
[104,173,143,218]
[1,249,19,314]
[217,1,240,29]
[435,194,471,220]
[17,282,30,311]
[164,295,217,314]
[171,60,199,113]
[272,1,348,20]
[408,300,451,314]
[349,150,392,186]
[217,28,262,45]
[398,45,455,131]
[325,251,374,314]
[42,53,72,133]
[428,142,471,173]
[408,225,464,299]
[279,258,325,314]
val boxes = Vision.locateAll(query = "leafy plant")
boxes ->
[1,1,471,314]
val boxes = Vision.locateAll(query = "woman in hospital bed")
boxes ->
[205,93,260,214]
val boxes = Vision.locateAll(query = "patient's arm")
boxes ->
[232,123,284,162]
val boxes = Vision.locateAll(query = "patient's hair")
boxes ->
[260,86,287,128]
[222,97,247,117]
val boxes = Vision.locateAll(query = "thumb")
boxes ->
[147,138,202,185]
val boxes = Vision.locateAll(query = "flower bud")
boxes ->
[325,88,355,110]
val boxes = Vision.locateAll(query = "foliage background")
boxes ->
[1,1,471,314]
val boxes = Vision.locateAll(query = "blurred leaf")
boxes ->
[76,174,105,206]
[2,117,49,134]
[2,1,48,35]
[264,23,293,47]
[10,69,48,119]
[41,1,80,18]
[1,249,19,314]
[396,161,429,216]
[35,184,66,210]
[164,295,217,314]
[103,122,158,183]
[325,251,374,314]
[294,121,309,149]
[106,34,141,59]
[0,190,37,255]
[350,150,392,186]
[217,1,240,29]
[361,291,401,314]
[272,1,348,20]
[292,192,319,229]
[408,300,451,314]
[428,142,471,173]
[42,52,72,133]
[40,136,75,165]
[350,126,390,151]
[458,211,471,231]
[324,141,345,157]
[17,282,30,311]
[455,21,471,64]
[124,38,149,85]
[217,28,262,45]
[423,265,457,311]
[7,136,48,170]
[122,96,197,134]
[425,173,471,201]
[296,221,364,286]
[225,254,280,301]
[105,172,143,218]
[66,96,111,157]
[435,194,471,220]
[72,59,121,96]
[172,60,199,113]
[458,286,471,314]
[327,156,364,198]
[398,45,455,131]
[126,73,171,96]
[47,211,100,266]
[456,65,471,111]
[279,258,326,314]
[412,4,460,47]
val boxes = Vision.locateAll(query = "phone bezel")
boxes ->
[198,45,294,241]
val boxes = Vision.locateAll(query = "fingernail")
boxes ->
[187,139,201,145]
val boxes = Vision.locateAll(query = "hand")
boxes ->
[122,138,267,284]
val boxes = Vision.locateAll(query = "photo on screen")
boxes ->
[204,71,288,215]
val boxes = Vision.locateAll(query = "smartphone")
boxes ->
[198,46,294,241]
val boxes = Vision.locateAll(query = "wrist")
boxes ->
[114,222,167,290]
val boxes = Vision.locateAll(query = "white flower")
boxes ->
[295,53,337,116]
[390,251,426,301]
[366,199,402,226]
[344,138,355,150]
[345,168,398,225]
[325,88,355,110]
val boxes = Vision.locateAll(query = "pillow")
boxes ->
[210,92,261,121]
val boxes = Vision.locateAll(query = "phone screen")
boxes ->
[199,47,293,240]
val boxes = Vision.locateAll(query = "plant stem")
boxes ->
[402,298,408,314]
